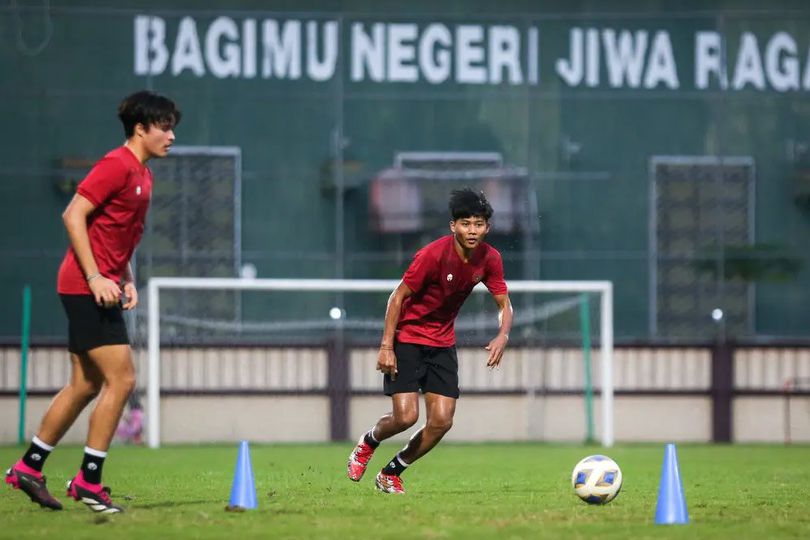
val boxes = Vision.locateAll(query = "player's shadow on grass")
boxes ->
[266,508,307,515]
[134,499,220,509]
[436,488,538,495]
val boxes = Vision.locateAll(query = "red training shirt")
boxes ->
[57,146,153,295]
[397,235,508,347]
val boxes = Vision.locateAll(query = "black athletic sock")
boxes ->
[80,447,107,484]
[363,429,380,449]
[22,438,53,472]
[381,453,409,476]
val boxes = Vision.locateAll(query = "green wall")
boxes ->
[2,1,809,342]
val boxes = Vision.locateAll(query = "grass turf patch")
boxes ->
[1,443,809,539]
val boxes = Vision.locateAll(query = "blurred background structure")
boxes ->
[1,0,809,444]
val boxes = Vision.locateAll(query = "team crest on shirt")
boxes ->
[136,186,142,195]
[446,274,453,282]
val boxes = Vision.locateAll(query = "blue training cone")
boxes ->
[228,440,257,510]
[654,443,689,524]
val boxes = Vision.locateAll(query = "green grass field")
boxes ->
[1,443,808,539]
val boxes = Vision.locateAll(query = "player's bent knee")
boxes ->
[395,418,418,432]
[394,412,419,431]
[71,381,101,401]
[427,418,453,434]
[121,375,137,394]
[109,373,136,395]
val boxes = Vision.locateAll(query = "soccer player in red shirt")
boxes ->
[347,188,513,494]
[4,91,180,513]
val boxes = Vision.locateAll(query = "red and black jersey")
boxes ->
[397,235,508,347]
[57,146,152,294]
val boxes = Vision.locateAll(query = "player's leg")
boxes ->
[348,342,424,482]
[371,392,421,440]
[37,353,105,444]
[377,342,425,440]
[66,344,134,514]
[5,353,103,510]
[376,345,459,494]
[376,393,456,494]
[399,345,459,462]
[398,392,457,463]
[83,345,136,451]
[348,392,418,481]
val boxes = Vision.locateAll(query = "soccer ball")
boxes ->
[571,455,623,504]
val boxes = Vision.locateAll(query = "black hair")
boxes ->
[117,90,182,138]
[449,187,493,221]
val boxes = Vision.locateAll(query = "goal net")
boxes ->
[139,278,613,448]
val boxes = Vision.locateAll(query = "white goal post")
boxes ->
[146,278,614,448]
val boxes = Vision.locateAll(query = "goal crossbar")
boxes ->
[146,278,614,448]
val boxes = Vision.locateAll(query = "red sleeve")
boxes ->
[76,156,129,207]
[483,249,508,295]
[402,248,437,293]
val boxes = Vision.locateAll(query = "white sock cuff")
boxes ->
[396,453,410,468]
[32,436,55,452]
[84,446,108,458]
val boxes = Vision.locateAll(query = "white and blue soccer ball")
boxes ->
[571,455,623,504]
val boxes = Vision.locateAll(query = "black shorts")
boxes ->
[384,341,459,399]
[59,294,129,354]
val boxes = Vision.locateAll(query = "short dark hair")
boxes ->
[449,187,493,221]
[117,90,182,138]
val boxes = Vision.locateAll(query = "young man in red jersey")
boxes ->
[347,188,513,494]
[4,91,180,513]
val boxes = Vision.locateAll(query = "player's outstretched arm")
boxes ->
[485,293,513,368]
[377,281,413,381]
[62,194,122,307]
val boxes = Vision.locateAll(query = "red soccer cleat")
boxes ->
[375,471,405,494]
[347,437,375,482]
[5,460,63,510]
[66,471,123,514]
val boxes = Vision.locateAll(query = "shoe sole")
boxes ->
[79,497,123,514]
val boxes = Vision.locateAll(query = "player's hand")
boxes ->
[376,347,398,381]
[485,334,509,369]
[122,282,138,310]
[89,276,121,308]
